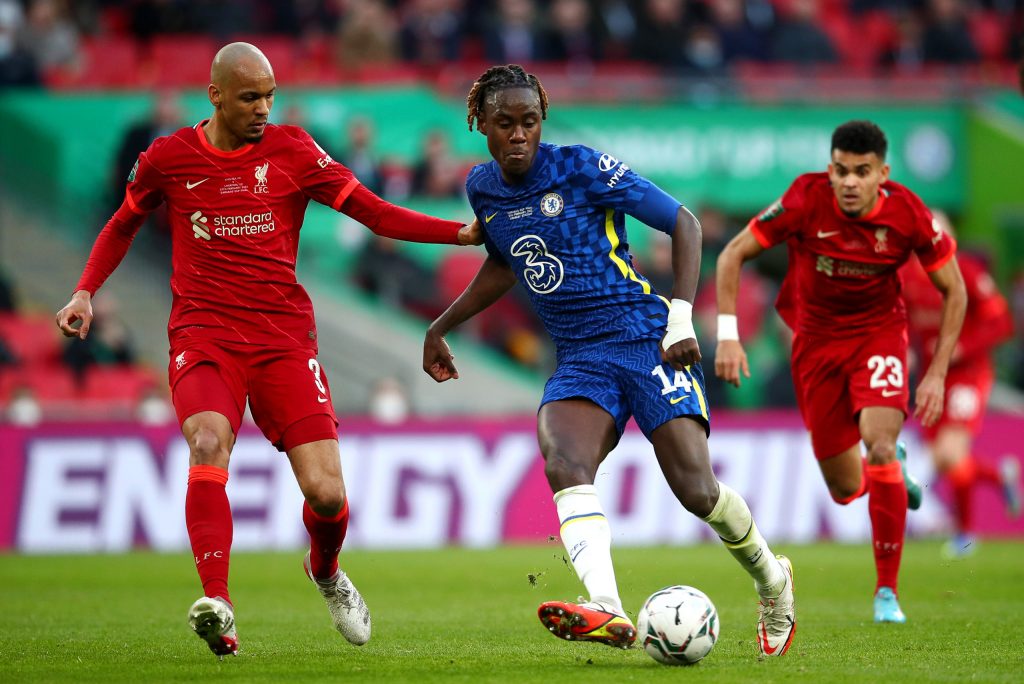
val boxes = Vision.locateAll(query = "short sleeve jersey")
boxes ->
[126,122,360,351]
[750,172,955,337]
[465,142,681,354]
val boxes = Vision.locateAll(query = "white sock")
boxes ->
[703,482,785,597]
[554,484,622,613]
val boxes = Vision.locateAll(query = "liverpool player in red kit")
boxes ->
[715,121,967,623]
[55,43,481,658]
[901,212,1020,559]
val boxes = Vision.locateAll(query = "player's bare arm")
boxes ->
[915,257,968,427]
[423,255,517,382]
[56,289,94,340]
[714,227,764,387]
[660,206,702,370]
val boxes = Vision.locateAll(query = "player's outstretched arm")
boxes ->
[56,198,147,340]
[423,255,517,382]
[714,227,764,387]
[661,206,702,370]
[915,257,967,427]
[340,184,481,246]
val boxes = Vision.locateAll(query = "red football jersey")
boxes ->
[749,172,956,337]
[901,252,1013,372]
[74,121,463,352]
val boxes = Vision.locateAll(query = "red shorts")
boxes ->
[169,339,338,451]
[791,327,909,460]
[921,362,993,441]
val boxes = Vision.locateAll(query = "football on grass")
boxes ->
[636,585,718,665]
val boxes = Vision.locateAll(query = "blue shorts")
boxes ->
[541,338,711,440]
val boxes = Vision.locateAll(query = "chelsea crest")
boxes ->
[540,192,564,217]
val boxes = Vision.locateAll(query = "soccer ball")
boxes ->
[636,585,719,665]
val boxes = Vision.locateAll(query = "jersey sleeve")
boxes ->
[746,175,811,248]
[909,200,956,272]
[286,126,361,210]
[123,144,166,215]
[573,146,680,234]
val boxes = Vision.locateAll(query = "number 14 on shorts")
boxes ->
[652,366,693,396]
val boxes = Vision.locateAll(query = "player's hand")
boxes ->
[457,217,483,246]
[913,372,945,427]
[661,336,701,370]
[423,329,459,382]
[56,290,93,340]
[714,340,750,387]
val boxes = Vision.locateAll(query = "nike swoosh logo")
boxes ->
[881,389,901,397]
[759,622,780,655]
[485,212,498,223]
[317,396,329,403]
[817,230,840,238]
[186,178,209,190]
[670,395,690,404]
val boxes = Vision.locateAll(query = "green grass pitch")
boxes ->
[1,541,1021,683]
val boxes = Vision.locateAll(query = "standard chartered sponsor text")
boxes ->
[213,211,275,236]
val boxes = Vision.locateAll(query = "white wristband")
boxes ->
[662,299,696,351]
[717,314,739,342]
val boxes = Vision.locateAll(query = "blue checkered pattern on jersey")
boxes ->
[466,142,682,356]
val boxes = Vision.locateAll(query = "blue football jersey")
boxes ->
[466,142,682,354]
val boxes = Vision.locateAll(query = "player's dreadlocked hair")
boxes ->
[466,64,549,132]
[831,120,888,160]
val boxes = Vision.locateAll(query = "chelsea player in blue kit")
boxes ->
[422,65,796,657]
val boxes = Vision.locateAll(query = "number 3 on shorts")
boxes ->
[308,358,328,397]
[867,355,903,393]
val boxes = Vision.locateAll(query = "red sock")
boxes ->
[971,456,1001,486]
[866,461,907,594]
[945,458,976,534]
[832,458,869,505]
[303,499,349,580]
[186,465,232,604]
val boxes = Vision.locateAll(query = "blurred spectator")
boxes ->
[640,231,674,299]
[762,314,798,408]
[881,10,926,71]
[6,385,41,425]
[129,0,187,40]
[594,0,636,59]
[709,0,768,63]
[697,205,733,283]
[367,376,411,424]
[113,92,183,206]
[0,0,40,87]
[336,0,399,70]
[539,0,604,64]
[352,235,440,318]
[410,130,464,199]
[483,0,543,64]
[631,0,688,69]
[20,0,79,72]
[770,0,838,65]
[62,294,136,381]
[922,0,980,64]
[682,23,727,75]
[0,269,17,312]
[338,117,385,196]
[136,383,174,425]
[399,0,464,66]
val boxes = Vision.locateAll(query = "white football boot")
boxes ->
[756,555,796,657]
[304,551,371,645]
[188,596,238,659]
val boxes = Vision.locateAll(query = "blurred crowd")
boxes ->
[2,0,1023,87]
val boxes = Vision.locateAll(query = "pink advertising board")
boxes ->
[1,412,1021,552]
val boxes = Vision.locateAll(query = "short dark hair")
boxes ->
[831,120,887,160]
[465,64,548,132]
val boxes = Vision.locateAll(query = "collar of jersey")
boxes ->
[195,119,256,158]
